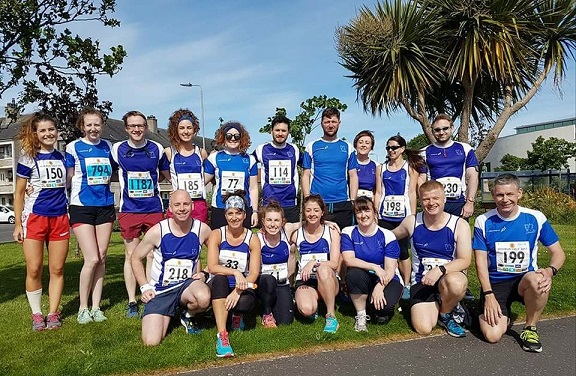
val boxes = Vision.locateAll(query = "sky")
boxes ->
[3,0,576,161]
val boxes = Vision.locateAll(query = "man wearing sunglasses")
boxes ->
[253,115,302,223]
[423,114,479,220]
[111,110,171,318]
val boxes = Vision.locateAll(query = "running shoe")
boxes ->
[354,314,369,332]
[91,308,107,322]
[231,313,245,331]
[323,314,339,334]
[216,331,234,358]
[261,313,277,328]
[45,312,62,330]
[77,308,93,324]
[126,301,139,318]
[401,285,411,300]
[32,313,46,331]
[438,312,466,338]
[375,313,392,325]
[180,311,202,334]
[520,326,542,353]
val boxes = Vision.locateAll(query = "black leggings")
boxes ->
[256,274,294,325]
[209,274,256,314]
[379,219,410,261]
[346,267,403,316]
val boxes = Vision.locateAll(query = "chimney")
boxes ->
[146,115,158,133]
[5,98,19,119]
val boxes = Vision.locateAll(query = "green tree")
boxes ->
[525,136,576,170]
[259,95,347,151]
[336,0,576,162]
[407,133,429,149]
[1,0,126,141]
[496,154,527,171]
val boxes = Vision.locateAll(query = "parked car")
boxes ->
[0,205,15,224]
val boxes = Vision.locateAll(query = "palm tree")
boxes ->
[337,0,576,161]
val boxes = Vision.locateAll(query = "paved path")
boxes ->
[176,316,576,376]
[0,223,15,243]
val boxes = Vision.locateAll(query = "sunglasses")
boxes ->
[225,133,241,141]
[386,145,402,151]
[433,126,451,133]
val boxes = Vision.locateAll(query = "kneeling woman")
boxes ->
[292,194,341,334]
[256,201,299,328]
[207,192,261,358]
[341,197,403,332]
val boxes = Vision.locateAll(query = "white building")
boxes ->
[483,117,576,172]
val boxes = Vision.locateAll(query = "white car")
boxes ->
[0,205,15,224]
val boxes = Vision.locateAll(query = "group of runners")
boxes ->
[13,107,565,358]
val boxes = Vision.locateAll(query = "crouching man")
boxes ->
[131,190,212,345]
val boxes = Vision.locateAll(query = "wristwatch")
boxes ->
[439,265,447,276]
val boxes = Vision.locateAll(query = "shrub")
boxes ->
[521,187,576,225]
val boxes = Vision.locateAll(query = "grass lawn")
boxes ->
[0,224,574,376]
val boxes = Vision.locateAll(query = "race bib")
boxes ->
[219,249,248,272]
[261,262,289,282]
[421,257,449,276]
[85,157,112,185]
[162,259,194,285]
[221,171,245,195]
[177,173,203,198]
[495,241,530,273]
[127,171,154,198]
[37,159,65,188]
[268,159,291,185]
[437,177,462,199]
[297,253,328,280]
[382,195,405,218]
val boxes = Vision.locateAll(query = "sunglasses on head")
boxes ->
[433,126,451,133]
[225,133,241,141]
[386,145,402,151]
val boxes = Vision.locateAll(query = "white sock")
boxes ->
[357,309,366,317]
[26,289,42,314]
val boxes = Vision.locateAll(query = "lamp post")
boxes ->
[179,83,206,150]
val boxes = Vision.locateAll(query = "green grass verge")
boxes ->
[0,223,574,376]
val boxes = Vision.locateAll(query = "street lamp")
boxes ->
[179,83,206,150]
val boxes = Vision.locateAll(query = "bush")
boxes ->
[521,187,576,225]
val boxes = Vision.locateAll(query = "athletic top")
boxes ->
[204,150,258,208]
[218,227,254,287]
[411,213,460,284]
[257,230,291,285]
[111,140,169,213]
[473,206,559,283]
[16,150,67,216]
[302,138,358,203]
[253,142,301,206]
[341,225,401,283]
[168,146,206,200]
[294,224,332,281]
[149,219,203,294]
[378,162,412,222]
[65,138,115,206]
[356,156,378,198]
[423,141,479,202]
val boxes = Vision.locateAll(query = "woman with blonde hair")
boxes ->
[13,112,69,331]
[65,108,116,324]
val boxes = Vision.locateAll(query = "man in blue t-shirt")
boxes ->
[423,114,479,219]
[473,173,565,353]
[301,108,358,229]
[253,115,302,223]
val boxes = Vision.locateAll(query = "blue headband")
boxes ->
[222,122,243,135]
[225,195,245,211]
[178,114,196,124]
